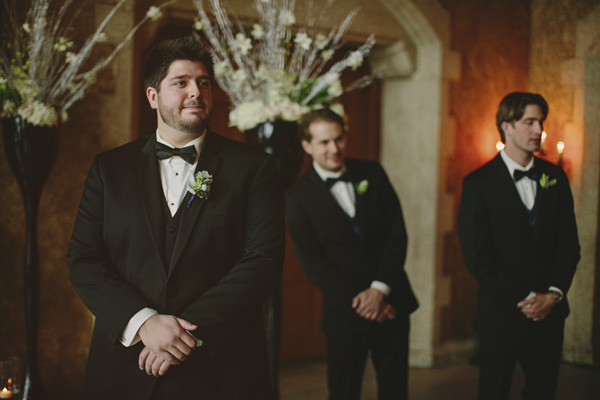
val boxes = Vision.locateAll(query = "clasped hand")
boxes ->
[517,293,555,321]
[137,314,198,377]
[352,288,396,323]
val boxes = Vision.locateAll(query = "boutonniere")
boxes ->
[187,170,213,208]
[540,173,557,189]
[355,180,369,195]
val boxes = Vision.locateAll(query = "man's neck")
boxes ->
[158,126,205,148]
[503,147,534,168]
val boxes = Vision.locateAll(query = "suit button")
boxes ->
[168,226,176,233]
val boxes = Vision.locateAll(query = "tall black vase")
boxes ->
[2,116,60,400]
[245,120,304,399]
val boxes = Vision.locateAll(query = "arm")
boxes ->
[457,175,530,307]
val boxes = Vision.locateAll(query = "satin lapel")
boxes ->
[347,164,367,238]
[169,130,222,274]
[306,167,355,230]
[138,135,167,273]
[532,158,548,241]
[491,154,531,227]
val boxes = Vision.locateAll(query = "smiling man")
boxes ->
[458,92,580,400]
[285,109,418,400]
[67,36,284,400]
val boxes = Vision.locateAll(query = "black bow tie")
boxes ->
[513,168,538,182]
[325,172,351,188]
[156,142,197,164]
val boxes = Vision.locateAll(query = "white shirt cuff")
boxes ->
[120,308,158,347]
[370,281,391,296]
[548,286,563,296]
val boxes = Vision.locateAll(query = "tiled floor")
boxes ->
[279,358,600,399]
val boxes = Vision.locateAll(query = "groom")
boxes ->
[67,36,284,400]
[458,92,580,400]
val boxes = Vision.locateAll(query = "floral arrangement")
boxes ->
[193,0,375,131]
[0,0,174,127]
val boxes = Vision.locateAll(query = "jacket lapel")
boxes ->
[139,135,168,273]
[169,130,222,274]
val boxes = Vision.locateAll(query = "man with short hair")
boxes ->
[67,36,284,400]
[285,109,418,400]
[458,92,580,400]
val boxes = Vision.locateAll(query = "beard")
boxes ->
[158,99,212,134]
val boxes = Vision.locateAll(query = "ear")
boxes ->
[146,87,158,110]
[501,121,512,134]
[301,139,313,155]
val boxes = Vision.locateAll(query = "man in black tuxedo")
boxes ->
[458,92,580,400]
[285,109,418,400]
[67,36,284,400]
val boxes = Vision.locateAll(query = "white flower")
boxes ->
[146,6,163,21]
[193,17,205,31]
[235,33,252,55]
[95,32,108,43]
[282,11,295,26]
[279,99,308,121]
[65,52,78,65]
[229,101,268,131]
[232,69,247,89]
[321,49,334,61]
[294,33,312,50]
[330,103,345,118]
[53,37,74,52]
[347,50,364,70]
[18,101,58,127]
[23,23,31,33]
[214,60,230,77]
[252,24,265,39]
[315,34,328,50]
[327,78,343,98]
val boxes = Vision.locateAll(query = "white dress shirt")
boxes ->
[312,162,391,296]
[499,150,563,303]
[120,131,204,347]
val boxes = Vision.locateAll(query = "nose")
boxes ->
[188,82,200,98]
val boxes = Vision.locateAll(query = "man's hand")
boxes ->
[352,288,388,321]
[139,346,172,377]
[517,293,555,321]
[137,314,198,366]
[375,303,397,323]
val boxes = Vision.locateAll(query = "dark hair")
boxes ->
[143,35,214,91]
[298,108,346,142]
[496,92,548,143]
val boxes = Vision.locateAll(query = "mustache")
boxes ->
[181,101,208,109]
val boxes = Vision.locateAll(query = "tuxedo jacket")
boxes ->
[67,130,285,400]
[458,154,580,326]
[285,159,418,334]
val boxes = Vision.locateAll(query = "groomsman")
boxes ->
[285,109,418,400]
[458,92,580,400]
[67,36,284,399]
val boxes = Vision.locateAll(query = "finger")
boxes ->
[352,296,360,309]
[176,317,198,331]
[158,360,172,376]
[139,347,150,370]
[151,356,164,377]
[145,351,158,375]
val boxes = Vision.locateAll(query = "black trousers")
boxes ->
[325,315,410,400]
[478,315,565,400]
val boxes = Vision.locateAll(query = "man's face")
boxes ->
[503,104,544,156]
[301,120,346,172]
[147,59,213,135]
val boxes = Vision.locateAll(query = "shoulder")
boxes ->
[463,155,503,185]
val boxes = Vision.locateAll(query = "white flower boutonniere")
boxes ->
[356,180,369,195]
[187,171,213,208]
[540,173,557,189]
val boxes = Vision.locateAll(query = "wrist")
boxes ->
[548,290,564,303]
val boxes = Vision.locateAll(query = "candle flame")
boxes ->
[541,131,547,142]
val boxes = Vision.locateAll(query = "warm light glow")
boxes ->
[496,141,505,151]
[557,141,565,154]
[541,131,547,142]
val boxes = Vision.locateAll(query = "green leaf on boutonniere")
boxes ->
[356,180,369,195]
[540,173,557,189]
[187,170,213,208]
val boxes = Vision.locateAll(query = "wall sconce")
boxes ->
[540,131,547,155]
[557,141,565,166]
[496,141,505,151]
